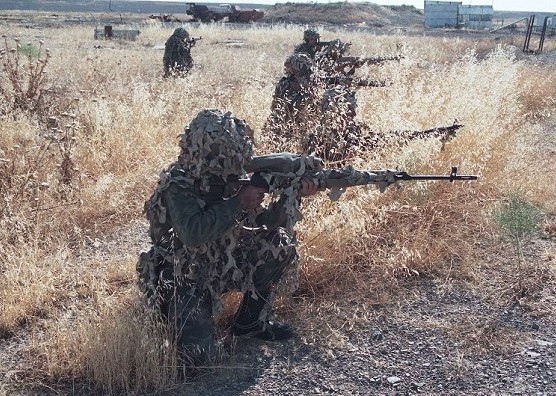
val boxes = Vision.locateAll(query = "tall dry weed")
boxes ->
[30,298,183,394]
[0,36,51,116]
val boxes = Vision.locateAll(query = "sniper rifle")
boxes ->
[238,153,477,199]
[349,55,402,67]
[321,76,388,88]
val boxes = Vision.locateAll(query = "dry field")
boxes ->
[1,13,556,395]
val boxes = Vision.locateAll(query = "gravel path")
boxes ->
[180,275,556,396]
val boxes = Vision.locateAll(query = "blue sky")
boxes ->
[148,0,554,13]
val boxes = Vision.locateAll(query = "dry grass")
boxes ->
[1,17,556,394]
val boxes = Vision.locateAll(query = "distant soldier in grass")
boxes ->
[315,38,355,77]
[264,53,320,141]
[293,28,322,60]
[137,109,319,365]
[163,27,196,77]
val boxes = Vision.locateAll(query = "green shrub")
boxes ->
[493,193,542,297]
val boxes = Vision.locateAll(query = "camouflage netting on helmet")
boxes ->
[315,39,352,75]
[263,55,321,145]
[303,28,320,42]
[320,39,351,59]
[284,53,314,77]
[173,27,189,38]
[177,109,254,193]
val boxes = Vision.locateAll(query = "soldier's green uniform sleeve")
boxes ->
[164,183,242,247]
[256,195,290,230]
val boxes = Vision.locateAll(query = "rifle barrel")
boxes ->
[397,175,478,181]
[395,167,477,181]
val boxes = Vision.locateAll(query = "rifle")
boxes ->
[238,153,477,200]
[350,55,403,67]
[321,76,388,88]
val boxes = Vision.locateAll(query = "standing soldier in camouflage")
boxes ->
[163,27,195,77]
[137,109,319,365]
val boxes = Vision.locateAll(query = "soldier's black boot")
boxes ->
[232,291,293,341]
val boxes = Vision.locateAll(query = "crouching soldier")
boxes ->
[137,109,319,364]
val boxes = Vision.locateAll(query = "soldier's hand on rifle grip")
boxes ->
[299,177,319,197]
[237,185,266,211]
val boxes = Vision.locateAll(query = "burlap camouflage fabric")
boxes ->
[315,39,353,76]
[264,53,321,142]
[303,84,362,163]
[303,28,320,42]
[294,42,318,60]
[137,109,302,361]
[163,28,193,77]
[293,29,321,59]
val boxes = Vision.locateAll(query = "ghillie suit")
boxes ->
[263,53,321,147]
[137,109,308,364]
[316,39,401,78]
[304,41,435,164]
[304,83,360,163]
[293,28,321,60]
[305,84,461,164]
[163,28,194,77]
[314,39,354,77]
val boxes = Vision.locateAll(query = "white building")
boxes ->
[424,1,494,29]
[424,1,460,28]
[458,5,493,30]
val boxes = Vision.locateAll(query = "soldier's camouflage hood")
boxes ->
[177,109,254,192]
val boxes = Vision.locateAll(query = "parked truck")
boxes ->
[185,3,264,23]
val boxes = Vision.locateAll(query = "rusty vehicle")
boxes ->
[185,3,264,23]
[228,6,264,23]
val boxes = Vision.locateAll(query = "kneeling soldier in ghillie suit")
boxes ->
[163,27,194,77]
[137,109,319,364]
[294,28,321,60]
[264,53,320,143]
